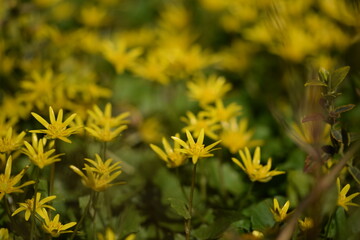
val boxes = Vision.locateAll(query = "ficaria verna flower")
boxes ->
[85,103,129,142]
[0,228,10,240]
[12,192,56,221]
[232,146,284,182]
[337,178,360,211]
[31,106,78,143]
[150,134,188,168]
[201,100,242,123]
[270,198,290,222]
[0,156,35,200]
[70,154,124,192]
[22,133,63,169]
[41,210,76,238]
[0,127,26,153]
[181,111,221,140]
[171,129,221,164]
[220,118,263,154]
[298,217,314,231]
[187,74,232,106]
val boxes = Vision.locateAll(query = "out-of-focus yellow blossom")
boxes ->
[22,133,63,169]
[171,129,221,164]
[298,217,314,231]
[0,95,32,120]
[50,1,75,21]
[132,52,170,84]
[71,29,103,54]
[139,117,164,144]
[12,192,56,221]
[86,103,129,142]
[31,106,78,143]
[0,228,11,240]
[270,198,290,222]
[70,155,124,192]
[159,3,189,30]
[201,100,242,123]
[232,147,284,182]
[41,210,76,238]
[121,28,156,48]
[20,69,64,110]
[150,134,188,168]
[220,118,262,154]
[319,0,360,27]
[97,227,116,240]
[124,233,136,240]
[290,121,330,146]
[181,111,221,140]
[199,0,230,11]
[102,39,143,74]
[0,128,26,154]
[217,40,257,73]
[187,75,232,106]
[0,156,35,200]
[0,116,17,136]
[80,6,107,27]
[33,0,59,8]
[337,178,360,211]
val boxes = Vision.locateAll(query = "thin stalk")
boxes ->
[48,163,55,199]
[69,191,96,240]
[185,163,197,240]
[30,167,40,240]
[325,210,334,238]
[239,181,254,209]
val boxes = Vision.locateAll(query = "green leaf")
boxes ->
[244,198,276,231]
[331,66,350,91]
[335,207,348,240]
[331,128,342,143]
[192,210,242,239]
[167,198,190,220]
[348,165,360,185]
[334,104,355,114]
[118,205,145,239]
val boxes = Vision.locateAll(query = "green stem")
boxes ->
[102,142,107,160]
[325,210,334,238]
[30,167,40,240]
[69,191,96,240]
[185,163,197,240]
[48,163,55,197]
[239,181,254,209]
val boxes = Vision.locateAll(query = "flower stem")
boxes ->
[185,163,197,240]
[30,167,40,240]
[70,191,96,240]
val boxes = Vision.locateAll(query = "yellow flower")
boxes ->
[97,228,116,240]
[298,217,314,231]
[0,156,35,200]
[22,134,63,169]
[337,178,360,211]
[201,100,242,123]
[220,118,263,154]
[102,39,143,74]
[80,5,106,27]
[181,111,221,140]
[41,210,76,238]
[150,134,188,168]
[0,128,26,153]
[171,129,221,164]
[85,103,129,142]
[232,147,284,182]
[20,69,63,111]
[0,228,11,240]
[30,106,78,143]
[187,75,232,106]
[12,192,56,221]
[270,198,290,222]
[70,155,124,192]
